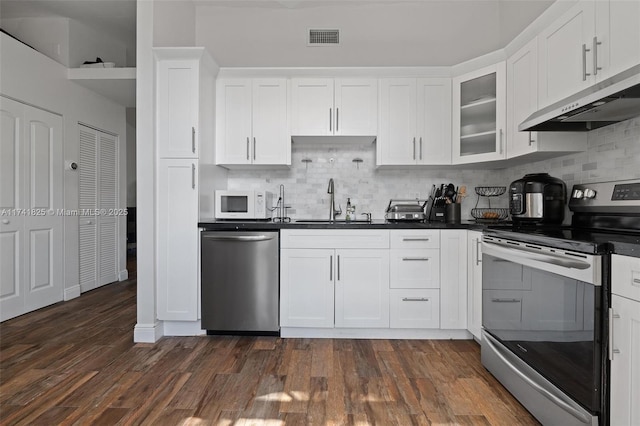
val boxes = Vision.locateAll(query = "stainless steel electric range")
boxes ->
[480,179,640,426]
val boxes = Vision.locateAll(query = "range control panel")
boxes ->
[569,179,640,213]
[612,182,640,201]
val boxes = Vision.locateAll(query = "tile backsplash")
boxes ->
[227,117,640,220]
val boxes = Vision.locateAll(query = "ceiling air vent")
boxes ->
[308,29,340,46]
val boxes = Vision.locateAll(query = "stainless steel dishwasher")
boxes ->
[201,231,279,335]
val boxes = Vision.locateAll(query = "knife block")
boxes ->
[429,205,446,222]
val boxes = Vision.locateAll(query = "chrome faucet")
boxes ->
[327,178,342,221]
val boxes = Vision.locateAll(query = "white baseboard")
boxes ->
[134,322,164,343]
[119,269,129,281]
[280,327,473,340]
[163,320,206,336]
[64,285,81,301]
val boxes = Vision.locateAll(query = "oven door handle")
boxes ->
[482,240,591,270]
[483,331,593,424]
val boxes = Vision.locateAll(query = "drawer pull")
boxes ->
[633,278,640,284]
[402,297,430,302]
[491,298,521,303]
[402,238,430,242]
[402,257,429,261]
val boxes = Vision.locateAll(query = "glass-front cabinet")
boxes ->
[452,62,506,164]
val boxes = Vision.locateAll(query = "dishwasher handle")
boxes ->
[202,234,275,242]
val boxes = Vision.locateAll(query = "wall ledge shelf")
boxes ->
[67,67,136,107]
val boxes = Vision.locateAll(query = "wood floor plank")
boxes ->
[0,276,541,425]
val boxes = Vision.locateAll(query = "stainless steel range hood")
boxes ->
[519,64,640,132]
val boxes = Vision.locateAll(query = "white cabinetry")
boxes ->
[453,63,506,164]
[538,0,640,108]
[155,48,216,321]
[216,78,290,166]
[290,78,377,137]
[467,230,483,340]
[280,230,390,329]
[389,230,441,328]
[506,39,585,160]
[610,254,640,426]
[377,78,452,165]
[0,97,64,322]
[440,230,468,329]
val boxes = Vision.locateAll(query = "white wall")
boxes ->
[126,108,137,207]
[68,19,128,68]
[0,32,128,299]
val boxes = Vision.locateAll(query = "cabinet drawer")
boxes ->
[390,230,439,249]
[281,229,389,249]
[612,254,640,302]
[390,249,439,288]
[390,289,440,328]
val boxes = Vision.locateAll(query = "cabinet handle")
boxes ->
[191,127,196,153]
[402,257,429,261]
[329,108,332,132]
[593,36,602,76]
[528,132,535,146]
[330,255,333,281]
[582,44,591,81]
[412,137,416,160]
[476,238,482,265]
[402,297,430,302]
[337,255,341,281]
[419,137,423,160]
[246,137,250,161]
[632,278,640,285]
[336,107,339,132]
[403,237,430,241]
[253,137,256,160]
[499,129,504,154]
[191,164,196,189]
[491,298,521,303]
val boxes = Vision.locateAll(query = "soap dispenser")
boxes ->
[346,198,352,221]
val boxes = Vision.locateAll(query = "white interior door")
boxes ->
[23,106,64,313]
[98,132,118,286]
[0,97,25,321]
[79,126,98,292]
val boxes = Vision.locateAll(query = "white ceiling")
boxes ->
[1,0,554,68]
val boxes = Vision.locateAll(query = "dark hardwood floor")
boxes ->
[0,276,539,425]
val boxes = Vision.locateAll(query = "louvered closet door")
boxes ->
[79,126,98,292]
[98,132,118,286]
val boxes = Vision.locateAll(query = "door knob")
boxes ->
[1,219,9,224]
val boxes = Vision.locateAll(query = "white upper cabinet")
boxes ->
[378,77,452,165]
[452,62,506,164]
[538,0,640,108]
[291,78,377,137]
[506,39,586,160]
[216,78,290,166]
[157,58,199,158]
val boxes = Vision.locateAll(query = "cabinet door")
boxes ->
[157,59,199,158]
[610,294,640,426]
[595,0,640,81]
[440,230,468,329]
[280,249,334,328]
[252,79,290,165]
[507,38,538,159]
[157,159,199,320]
[452,62,506,164]
[377,78,417,165]
[334,78,377,136]
[538,1,596,107]
[416,78,452,164]
[217,79,252,165]
[291,78,334,136]
[467,231,483,340]
[335,249,389,328]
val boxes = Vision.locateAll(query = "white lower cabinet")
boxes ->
[390,289,440,329]
[610,254,640,426]
[467,230,483,340]
[280,230,390,329]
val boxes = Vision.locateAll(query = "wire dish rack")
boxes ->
[473,186,508,222]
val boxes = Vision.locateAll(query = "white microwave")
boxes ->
[214,190,274,220]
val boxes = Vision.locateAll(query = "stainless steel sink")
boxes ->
[294,219,372,225]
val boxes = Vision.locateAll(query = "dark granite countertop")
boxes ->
[198,219,487,231]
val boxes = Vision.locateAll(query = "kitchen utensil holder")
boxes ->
[446,203,461,223]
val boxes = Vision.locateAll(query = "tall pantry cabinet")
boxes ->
[155,48,218,321]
